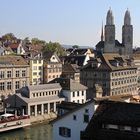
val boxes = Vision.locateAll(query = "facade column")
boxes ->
[35,105,37,116]
[28,105,30,116]
[41,104,44,115]
[48,103,50,114]
[54,102,56,112]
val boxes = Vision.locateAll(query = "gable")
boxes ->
[50,54,60,62]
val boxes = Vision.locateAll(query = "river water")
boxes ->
[0,123,53,140]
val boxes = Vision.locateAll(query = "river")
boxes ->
[0,123,53,140]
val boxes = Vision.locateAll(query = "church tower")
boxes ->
[104,8,115,53]
[122,9,133,57]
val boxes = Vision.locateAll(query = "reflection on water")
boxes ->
[0,123,53,140]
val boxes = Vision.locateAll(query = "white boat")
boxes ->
[0,113,31,132]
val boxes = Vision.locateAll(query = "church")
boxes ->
[96,9,133,58]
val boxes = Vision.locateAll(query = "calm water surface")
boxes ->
[0,123,53,140]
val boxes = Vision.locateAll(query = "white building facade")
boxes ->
[52,100,95,140]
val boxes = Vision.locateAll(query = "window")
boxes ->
[38,60,41,63]
[84,114,89,123]
[0,71,5,79]
[59,127,71,137]
[33,78,37,83]
[77,91,79,96]
[15,81,20,89]
[0,82,5,90]
[39,66,42,70]
[118,125,124,130]
[22,70,26,77]
[73,115,77,120]
[33,66,37,70]
[33,60,37,64]
[16,71,20,77]
[131,127,138,132]
[33,72,37,76]
[73,92,75,97]
[85,109,89,113]
[82,91,84,96]
[7,71,12,78]
[7,82,12,90]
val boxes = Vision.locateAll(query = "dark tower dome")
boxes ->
[124,9,131,25]
[106,8,114,25]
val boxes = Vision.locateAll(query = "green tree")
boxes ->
[31,38,46,46]
[43,41,66,56]
[2,33,16,41]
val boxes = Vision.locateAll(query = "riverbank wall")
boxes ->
[30,112,57,124]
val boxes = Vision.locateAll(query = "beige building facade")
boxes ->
[44,52,62,83]
[29,58,44,85]
[0,56,30,99]
[80,53,137,99]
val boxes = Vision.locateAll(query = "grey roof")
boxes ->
[63,79,87,91]
[27,83,62,92]
[61,55,87,66]
[16,93,64,104]
[81,53,137,72]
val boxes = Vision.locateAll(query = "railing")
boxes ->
[0,115,30,124]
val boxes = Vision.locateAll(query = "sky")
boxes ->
[0,0,140,47]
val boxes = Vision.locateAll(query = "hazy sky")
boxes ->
[0,0,140,47]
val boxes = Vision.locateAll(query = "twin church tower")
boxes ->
[96,9,133,57]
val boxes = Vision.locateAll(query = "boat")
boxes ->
[0,112,30,132]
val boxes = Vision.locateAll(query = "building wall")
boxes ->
[53,102,95,140]
[80,68,137,97]
[62,90,86,104]
[44,63,62,83]
[30,59,44,85]
[0,66,30,98]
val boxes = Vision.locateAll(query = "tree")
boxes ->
[2,33,17,41]
[31,38,46,46]
[42,41,66,56]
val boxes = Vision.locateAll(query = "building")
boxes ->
[6,83,65,117]
[52,99,95,140]
[67,48,95,58]
[8,41,25,55]
[0,56,30,99]
[62,64,80,82]
[96,9,133,57]
[62,79,87,104]
[43,52,62,83]
[81,100,140,140]
[80,53,137,98]
[61,54,90,67]
[29,56,44,85]
[133,51,140,87]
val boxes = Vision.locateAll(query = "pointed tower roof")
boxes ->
[124,9,131,25]
[101,22,104,41]
[106,8,114,25]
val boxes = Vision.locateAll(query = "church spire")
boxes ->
[124,9,131,25]
[106,8,114,25]
[101,22,104,41]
